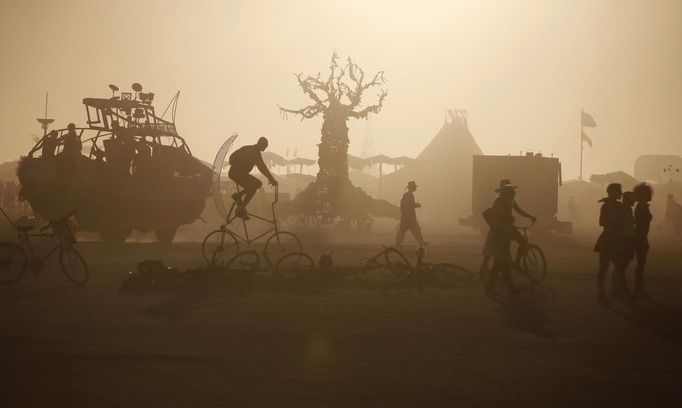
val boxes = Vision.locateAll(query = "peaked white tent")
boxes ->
[382,110,483,224]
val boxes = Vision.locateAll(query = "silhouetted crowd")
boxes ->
[595,182,653,304]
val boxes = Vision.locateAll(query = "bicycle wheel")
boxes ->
[432,263,474,289]
[276,252,315,278]
[59,246,89,286]
[521,244,547,283]
[383,247,411,277]
[263,231,302,268]
[202,229,240,265]
[225,250,261,273]
[0,243,28,285]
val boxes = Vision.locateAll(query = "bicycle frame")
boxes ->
[220,184,281,246]
[18,231,65,269]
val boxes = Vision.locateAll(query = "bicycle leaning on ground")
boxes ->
[479,222,547,287]
[358,245,474,289]
[0,209,89,286]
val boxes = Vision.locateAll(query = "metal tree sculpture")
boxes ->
[279,52,387,187]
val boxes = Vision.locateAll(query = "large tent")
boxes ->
[382,111,483,224]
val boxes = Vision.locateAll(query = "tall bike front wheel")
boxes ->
[0,243,28,285]
[59,246,89,286]
[263,231,302,268]
[202,229,240,265]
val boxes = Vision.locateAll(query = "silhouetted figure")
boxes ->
[482,181,532,294]
[61,123,82,156]
[395,181,428,247]
[0,179,4,207]
[612,191,636,298]
[480,179,536,276]
[633,182,653,298]
[228,137,277,219]
[133,137,153,178]
[594,183,624,305]
[42,130,58,157]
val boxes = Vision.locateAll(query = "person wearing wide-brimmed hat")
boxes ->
[395,181,429,247]
[482,179,536,294]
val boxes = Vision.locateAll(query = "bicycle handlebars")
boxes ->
[514,220,536,230]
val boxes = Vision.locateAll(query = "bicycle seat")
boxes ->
[17,225,35,232]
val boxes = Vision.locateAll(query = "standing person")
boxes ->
[61,123,82,156]
[633,182,653,298]
[594,183,624,305]
[395,181,429,247]
[482,181,525,294]
[228,137,278,220]
[42,130,58,157]
[479,179,536,276]
[612,191,636,298]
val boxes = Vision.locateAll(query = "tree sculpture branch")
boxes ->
[279,52,387,121]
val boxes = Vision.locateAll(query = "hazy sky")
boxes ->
[1,0,680,180]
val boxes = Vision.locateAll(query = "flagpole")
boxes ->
[578,108,583,181]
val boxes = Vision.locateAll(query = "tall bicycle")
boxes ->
[202,134,302,268]
[0,209,89,286]
[202,184,302,267]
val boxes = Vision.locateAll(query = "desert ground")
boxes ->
[0,224,681,407]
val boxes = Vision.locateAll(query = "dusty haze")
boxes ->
[1,0,680,179]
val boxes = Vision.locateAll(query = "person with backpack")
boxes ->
[482,180,536,294]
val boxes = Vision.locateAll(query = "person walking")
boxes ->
[395,181,429,247]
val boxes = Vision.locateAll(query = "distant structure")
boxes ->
[634,154,682,184]
[382,109,482,224]
[461,152,571,233]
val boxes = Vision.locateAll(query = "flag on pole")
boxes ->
[581,110,597,127]
[581,131,592,148]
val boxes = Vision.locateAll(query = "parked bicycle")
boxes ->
[413,246,474,289]
[358,246,474,290]
[0,208,89,286]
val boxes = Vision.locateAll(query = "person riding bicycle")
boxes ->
[483,179,537,256]
[228,137,278,219]
[482,180,536,293]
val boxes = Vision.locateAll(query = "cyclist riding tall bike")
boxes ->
[228,137,278,220]
[202,134,301,268]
